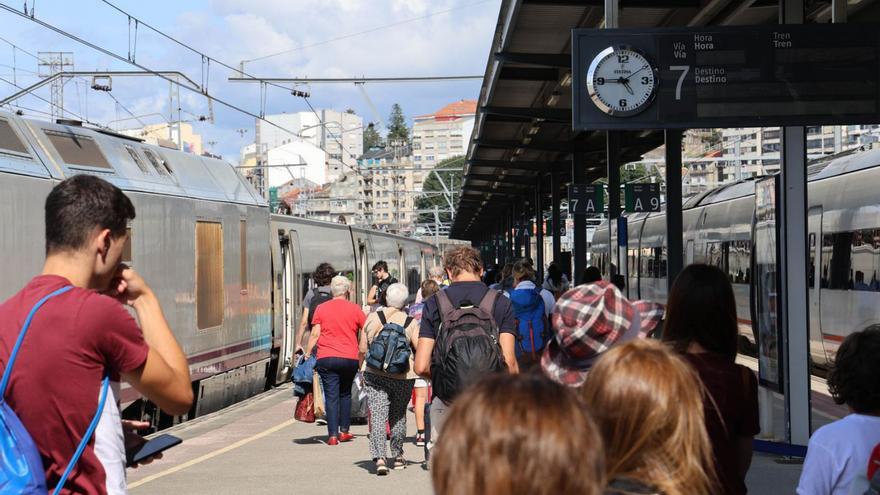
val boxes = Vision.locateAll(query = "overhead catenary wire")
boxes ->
[0,75,105,127]
[93,0,416,211]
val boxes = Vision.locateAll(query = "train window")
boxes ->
[196,221,224,329]
[124,145,151,174]
[143,149,171,175]
[727,241,751,284]
[707,242,725,272]
[823,229,880,291]
[0,118,29,155]
[44,130,112,169]
[240,220,247,292]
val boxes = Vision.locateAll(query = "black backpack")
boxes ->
[431,289,507,403]
[365,311,413,375]
[307,289,333,328]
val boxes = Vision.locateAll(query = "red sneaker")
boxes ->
[327,436,339,446]
[338,432,355,442]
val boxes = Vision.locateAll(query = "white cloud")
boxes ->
[0,0,500,160]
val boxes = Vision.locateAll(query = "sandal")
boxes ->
[375,458,389,476]
[393,457,406,470]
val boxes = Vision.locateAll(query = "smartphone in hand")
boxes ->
[126,434,182,467]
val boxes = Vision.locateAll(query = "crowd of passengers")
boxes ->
[0,176,878,494]
[294,244,880,495]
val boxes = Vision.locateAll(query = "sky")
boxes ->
[0,0,500,161]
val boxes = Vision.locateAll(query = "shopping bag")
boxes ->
[312,370,326,419]
[295,392,315,423]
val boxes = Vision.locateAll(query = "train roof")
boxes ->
[0,111,265,207]
[270,213,437,249]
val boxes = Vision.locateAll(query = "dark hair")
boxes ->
[828,325,880,414]
[662,264,738,361]
[610,274,626,291]
[547,262,563,285]
[45,174,135,254]
[372,260,388,272]
[512,259,535,284]
[583,266,602,284]
[313,262,336,287]
[432,374,605,495]
[421,279,440,299]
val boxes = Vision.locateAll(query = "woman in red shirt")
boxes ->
[306,275,366,445]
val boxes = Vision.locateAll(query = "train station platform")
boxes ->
[127,379,843,495]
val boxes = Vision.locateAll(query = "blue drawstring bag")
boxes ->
[0,286,110,495]
[291,354,316,398]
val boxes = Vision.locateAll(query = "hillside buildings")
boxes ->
[412,100,475,189]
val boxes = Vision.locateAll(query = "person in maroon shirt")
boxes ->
[661,264,760,495]
[305,275,366,445]
[0,175,193,494]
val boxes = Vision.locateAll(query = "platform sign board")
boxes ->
[568,184,604,215]
[268,187,279,212]
[753,176,783,393]
[572,24,880,130]
[624,183,661,212]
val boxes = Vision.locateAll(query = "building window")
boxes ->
[426,155,434,161]
[196,221,224,329]
[45,130,111,169]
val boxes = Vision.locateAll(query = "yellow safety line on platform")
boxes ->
[128,417,297,489]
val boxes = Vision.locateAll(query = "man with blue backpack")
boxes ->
[0,176,192,494]
[508,259,556,370]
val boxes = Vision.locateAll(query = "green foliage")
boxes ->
[416,156,465,224]
[363,124,382,150]
[387,103,410,144]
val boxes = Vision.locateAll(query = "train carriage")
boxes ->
[0,111,438,427]
[590,147,880,369]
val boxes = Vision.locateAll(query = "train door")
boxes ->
[358,241,369,305]
[807,207,828,364]
[686,240,694,265]
[277,230,301,383]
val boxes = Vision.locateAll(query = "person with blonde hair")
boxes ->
[306,275,366,445]
[581,339,716,495]
[432,373,605,495]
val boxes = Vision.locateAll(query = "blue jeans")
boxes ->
[316,357,359,438]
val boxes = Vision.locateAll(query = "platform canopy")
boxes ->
[450,0,880,240]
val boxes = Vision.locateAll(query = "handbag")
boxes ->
[294,392,315,423]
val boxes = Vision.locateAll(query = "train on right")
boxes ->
[591,146,880,370]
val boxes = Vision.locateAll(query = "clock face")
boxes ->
[586,46,658,117]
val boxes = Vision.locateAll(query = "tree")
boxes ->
[416,156,465,225]
[387,103,410,144]
[363,123,382,150]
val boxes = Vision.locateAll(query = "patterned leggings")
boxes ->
[364,373,414,460]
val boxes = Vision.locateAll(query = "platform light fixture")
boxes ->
[560,72,572,88]
[546,91,560,107]
[528,124,540,135]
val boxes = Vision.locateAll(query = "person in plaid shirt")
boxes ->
[541,281,664,387]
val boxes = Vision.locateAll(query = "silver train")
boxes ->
[0,111,438,427]
[591,148,880,368]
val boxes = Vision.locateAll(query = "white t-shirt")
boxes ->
[797,413,880,495]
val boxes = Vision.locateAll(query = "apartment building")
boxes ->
[412,100,476,190]
[359,146,417,233]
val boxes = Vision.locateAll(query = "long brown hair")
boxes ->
[662,264,739,360]
[581,340,716,495]
[432,374,605,495]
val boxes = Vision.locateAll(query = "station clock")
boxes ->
[586,46,658,117]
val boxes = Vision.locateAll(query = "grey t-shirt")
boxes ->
[303,285,331,308]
